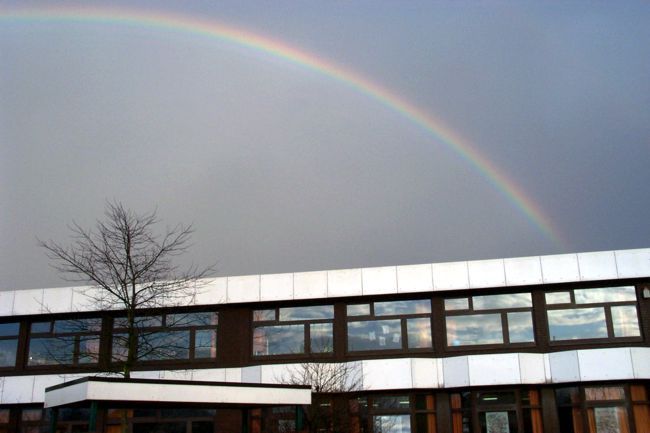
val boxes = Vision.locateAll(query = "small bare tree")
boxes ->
[281,361,362,433]
[39,201,212,378]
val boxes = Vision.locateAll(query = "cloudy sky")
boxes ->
[1,1,649,290]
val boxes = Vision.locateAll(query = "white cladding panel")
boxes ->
[160,370,193,381]
[293,271,328,300]
[615,249,650,278]
[578,251,618,281]
[410,358,439,388]
[432,261,469,291]
[362,358,412,390]
[0,291,15,316]
[1,375,34,404]
[468,354,520,386]
[397,264,433,293]
[194,278,227,306]
[327,268,362,297]
[32,375,63,403]
[225,368,242,383]
[260,273,294,301]
[131,371,161,379]
[578,348,634,381]
[191,368,227,382]
[540,254,580,284]
[504,257,543,286]
[518,353,547,384]
[227,275,260,303]
[241,366,262,383]
[549,351,580,382]
[362,266,398,296]
[12,289,43,316]
[631,347,650,379]
[442,356,469,388]
[468,259,506,289]
[41,287,73,314]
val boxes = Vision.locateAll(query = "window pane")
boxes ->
[507,312,535,343]
[545,292,571,305]
[347,319,402,351]
[139,331,190,360]
[31,322,51,333]
[446,314,503,346]
[374,299,431,316]
[444,298,469,311]
[574,286,636,304]
[310,323,333,353]
[195,330,217,358]
[278,305,334,321]
[611,306,641,337]
[253,324,304,355]
[21,409,42,421]
[406,318,431,348]
[0,339,18,367]
[253,310,275,321]
[473,293,531,310]
[0,409,9,423]
[111,333,128,361]
[373,395,411,409]
[28,337,74,365]
[167,312,217,327]
[54,318,101,333]
[78,337,100,364]
[585,386,625,401]
[137,316,163,328]
[0,323,19,337]
[547,307,607,340]
[373,415,411,433]
[347,304,370,316]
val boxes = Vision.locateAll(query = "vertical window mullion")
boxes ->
[604,305,615,338]
[305,323,311,353]
[401,319,408,349]
[502,313,510,344]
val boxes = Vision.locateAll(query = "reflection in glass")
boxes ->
[585,386,625,401]
[348,319,402,351]
[347,304,370,316]
[310,323,333,353]
[54,318,101,333]
[0,339,17,367]
[253,324,304,355]
[374,299,430,316]
[446,314,503,346]
[0,322,19,337]
[545,292,571,305]
[574,286,636,304]
[28,336,74,365]
[279,305,334,321]
[195,330,217,358]
[444,298,469,311]
[139,331,190,360]
[30,322,51,333]
[373,415,411,433]
[406,318,432,348]
[373,395,410,409]
[547,308,607,340]
[253,310,275,321]
[78,337,100,364]
[610,306,641,337]
[473,293,531,310]
[479,411,517,433]
[507,312,534,343]
[167,312,217,327]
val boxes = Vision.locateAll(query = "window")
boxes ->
[27,318,101,366]
[350,393,436,433]
[444,293,534,347]
[347,299,432,352]
[112,311,218,362]
[0,322,20,368]
[546,286,640,342]
[252,305,334,356]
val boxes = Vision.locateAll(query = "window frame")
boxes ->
[0,321,20,369]
[545,286,642,345]
[444,292,535,350]
[346,299,433,354]
[26,318,102,368]
[251,304,335,358]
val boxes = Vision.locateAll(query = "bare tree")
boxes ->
[281,361,362,433]
[39,201,212,378]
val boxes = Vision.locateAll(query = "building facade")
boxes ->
[0,248,649,433]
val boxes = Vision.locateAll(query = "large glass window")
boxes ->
[0,322,20,368]
[112,311,217,362]
[546,286,640,342]
[347,300,432,352]
[351,394,436,433]
[444,293,534,347]
[27,318,101,366]
[252,305,334,356]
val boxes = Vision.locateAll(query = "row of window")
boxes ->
[0,286,644,367]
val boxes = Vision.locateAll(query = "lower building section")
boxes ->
[1,381,649,433]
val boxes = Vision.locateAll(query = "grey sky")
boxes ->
[1,1,649,290]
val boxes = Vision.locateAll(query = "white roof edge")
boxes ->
[2,247,649,317]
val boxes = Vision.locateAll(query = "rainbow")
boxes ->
[0,5,566,247]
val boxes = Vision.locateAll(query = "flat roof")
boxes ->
[44,377,312,408]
